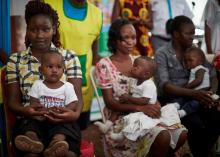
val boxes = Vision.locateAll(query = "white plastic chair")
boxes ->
[90,66,106,123]
[90,66,110,157]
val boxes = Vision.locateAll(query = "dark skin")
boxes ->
[164,23,217,108]
[101,23,187,157]
[205,21,212,54]
[120,93,150,105]
[119,59,154,105]
[7,14,82,157]
[111,0,153,29]
[8,15,82,123]
[102,24,161,118]
[184,51,207,89]
[185,69,206,89]
[30,53,79,123]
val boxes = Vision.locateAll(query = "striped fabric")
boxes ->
[6,44,82,106]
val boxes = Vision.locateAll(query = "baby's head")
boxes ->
[131,56,157,81]
[40,49,64,83]
[184,47,206,70]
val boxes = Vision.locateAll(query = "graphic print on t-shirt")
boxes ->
[39,95,65,108]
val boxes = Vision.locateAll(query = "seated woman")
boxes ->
[154,15,220,157]
[95,18,187,157]
[6,1,83,157]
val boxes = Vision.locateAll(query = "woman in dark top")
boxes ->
[155,15,220,157]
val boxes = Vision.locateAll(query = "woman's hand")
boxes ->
[23,104,48,119]
[44,107,79,123]
[191,90,215,108]
[138,103,161,118]
[216,100,220,111]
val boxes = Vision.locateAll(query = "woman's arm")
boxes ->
[155,50,214,107]
[164,82,213,107]
[92,40,101,65]
[210,75,218,94]
[102,88,161,118]
[7,83,46,118]
[119,93,150,105]
[205,21,213,54]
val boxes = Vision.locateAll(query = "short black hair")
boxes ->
[185,47,206,63]
[108,19,131,53]
[41,48,63,65]
[135,56,157,75]
[170,15,194,36]
[165,18,173,35]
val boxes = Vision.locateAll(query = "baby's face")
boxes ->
[131,59,152,80]
[41,54,64,83]
[185,52,202,69]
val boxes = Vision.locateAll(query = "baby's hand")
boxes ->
[119,94,130,103]
[48,106,63,113]
[211,94,219,101]
[211,94,220,111]
[33,116,46,121]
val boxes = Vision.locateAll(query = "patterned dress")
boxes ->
[119,0,153,57]
[96,56,186,157]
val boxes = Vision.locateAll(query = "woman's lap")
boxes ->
[181,108,220,157]
[105,124,186,157]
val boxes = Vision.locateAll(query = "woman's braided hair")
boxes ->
[25,0,61,48]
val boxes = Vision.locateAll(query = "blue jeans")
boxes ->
[172,97,199,116]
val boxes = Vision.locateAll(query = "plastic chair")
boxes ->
[90,66,106,123]
[90,66,111,157]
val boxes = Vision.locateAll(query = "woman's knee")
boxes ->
[149,130,171,157]
[178,130,187,144]
[154,130,171,146]
[173,130,188,151]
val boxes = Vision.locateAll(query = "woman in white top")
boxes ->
[203,0,220,54]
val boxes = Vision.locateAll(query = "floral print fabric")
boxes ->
[96,56,186,157]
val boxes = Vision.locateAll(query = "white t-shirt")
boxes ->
[202,0,220,53]
[130,79,157,104]
[28,80,78,108]
[151,0,194,38]
[188,65,210,90]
